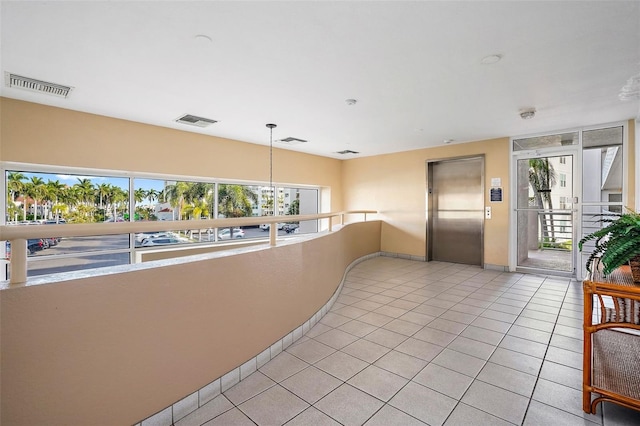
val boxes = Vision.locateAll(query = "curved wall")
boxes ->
[0,221,381,425]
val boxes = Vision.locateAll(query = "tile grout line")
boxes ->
[517,276,602,426]
[170,259,609,426]
[323,263,536,425]
[439,269,542,425]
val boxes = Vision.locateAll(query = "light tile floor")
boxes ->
[176,257,640,426]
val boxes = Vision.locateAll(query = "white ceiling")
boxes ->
[1,1,639,159]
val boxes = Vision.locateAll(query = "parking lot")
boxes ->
[20,226,297,277]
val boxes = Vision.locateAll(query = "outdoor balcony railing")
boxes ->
[0,210,377,285]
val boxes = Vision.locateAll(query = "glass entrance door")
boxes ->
[579,126,624,280]
[515,154,575,273]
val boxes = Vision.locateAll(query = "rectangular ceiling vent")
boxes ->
[175,114,218,128]
[277,137,308,145]
[336,150,360,155]
[5,72,73,98]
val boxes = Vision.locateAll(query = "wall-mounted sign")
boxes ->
[490,187,503,202]
[491,177,502,187]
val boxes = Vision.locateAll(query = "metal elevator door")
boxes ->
[427,157,484,265]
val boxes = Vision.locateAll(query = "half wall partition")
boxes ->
[0,220,382,425]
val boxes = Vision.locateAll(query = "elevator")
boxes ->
[427,156,484,265]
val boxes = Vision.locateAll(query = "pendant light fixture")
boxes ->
[266,123,277,215]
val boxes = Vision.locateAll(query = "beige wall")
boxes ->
[0,98,344,211]
[2,98,636,264]
[341,138,510,267]
[1,221,381,425]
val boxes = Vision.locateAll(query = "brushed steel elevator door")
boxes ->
[427,157,484,265]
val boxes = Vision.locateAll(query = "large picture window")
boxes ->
[3,166,320,278]
[5,170,131,277]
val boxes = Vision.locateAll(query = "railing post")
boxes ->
[341,214,344,226]
[329,216,333,232]
[269,224,276,247]
[10,238,27,285]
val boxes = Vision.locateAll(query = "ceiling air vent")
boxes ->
[336,150,360,155]
[5,73,73,98]
[175,114,218,128]
[277,137,308,145]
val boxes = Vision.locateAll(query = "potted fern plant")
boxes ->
[578,210,640,282]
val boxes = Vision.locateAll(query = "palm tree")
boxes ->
[164,181,191,220]
[133,188,148,220]
[185,183,214,219]
[56,186,77,221]
[51,203,68,221]
[218,184,258,237]
[184,198,209,220]
[7,172,26,203]
[70,178,97,221]
[110,186,128,221]
[7,172,26,221]
[529,158,557,242]
[7,200,20,223]
[134,188,147,205]
[138,188,161,221]
[44,180,65,220]
[146,188,160,205]
[184,183,209,204]
[96,183,111,210]
[25,176,46,221]
[74,178,96,206]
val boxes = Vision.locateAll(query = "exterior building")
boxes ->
[253,186,298,217]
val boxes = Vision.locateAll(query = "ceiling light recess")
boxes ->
[480,54,503,65]
[175,114,218,128]
[277,137,308,145]
[6,72,73,98]
[194,34,213,43]
[519,108,536,120]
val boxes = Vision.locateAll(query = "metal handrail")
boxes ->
[536,210,573,250]
[2,210,377,285]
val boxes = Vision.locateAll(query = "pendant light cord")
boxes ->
[266,124,277,216]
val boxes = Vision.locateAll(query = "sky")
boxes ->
[8,171,167,193]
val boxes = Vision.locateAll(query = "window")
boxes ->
[559,196,567,210]
[560,174,566,188]
[560,157,566,164]
[4,166,320,278]
[278,186,319,234]
[513,131,578,151]
[5,170,131,277]
[133,178,216,244]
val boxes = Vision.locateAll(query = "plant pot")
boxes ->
[630,255,640,284]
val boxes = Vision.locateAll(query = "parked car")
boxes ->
[39,238,58,249]
[283,223,299,234]
[104,217,125,222]
[259,223,285,231]
[27,239,45,255]
[44,219,66,225]
[136,232,177,246]
[140,237,181,247]
[44,237,60,247]
[218,228,245,239]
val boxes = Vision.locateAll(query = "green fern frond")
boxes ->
[579,210,640,275]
